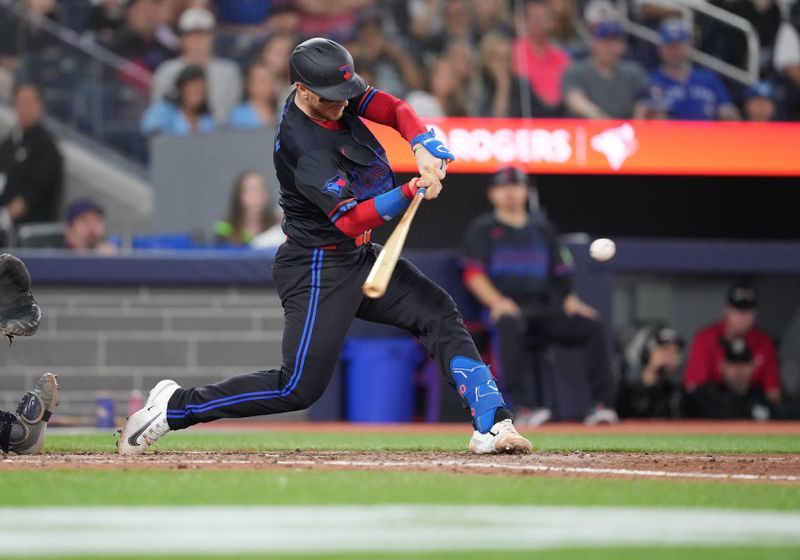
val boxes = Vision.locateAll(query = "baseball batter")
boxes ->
[119,38,531,455]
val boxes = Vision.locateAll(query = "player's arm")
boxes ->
[330,176,439,237]
[544,223,594,318]
[461,223,520,322]
[463,268,521,323]
[351,86,455,176]
[295,151,441,238]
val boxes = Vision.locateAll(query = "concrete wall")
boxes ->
[151,129,279,241]
[0,286,298,423]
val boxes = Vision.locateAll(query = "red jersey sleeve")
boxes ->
[353,86,427,143]
[682,328,716,389]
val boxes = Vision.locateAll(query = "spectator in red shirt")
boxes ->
[513,0,571,114]
[683,283,782,403]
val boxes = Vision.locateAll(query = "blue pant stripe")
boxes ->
[283,248,321,396]
[284,250,322,396]
[166,249,323,418]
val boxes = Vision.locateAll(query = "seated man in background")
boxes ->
[462,166,617,427]
[562,20,648,119]
[0,83,63,244]
[618,326,684,418]
[685,338,773,420]
[683,283,781,403]
[61,198,118,254]
[637,19,740,121]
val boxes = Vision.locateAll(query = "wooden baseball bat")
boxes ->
[362,188,427,299]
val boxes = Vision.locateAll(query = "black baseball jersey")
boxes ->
[463,211,574,303]
[273,89,397,247]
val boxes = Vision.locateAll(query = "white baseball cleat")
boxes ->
[117,379,179,455]
[516,407,552,428]
[583,406,619,427]
[469,419,533,455]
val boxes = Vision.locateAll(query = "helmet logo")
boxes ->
[339,64,353,81]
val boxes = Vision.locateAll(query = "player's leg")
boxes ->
[355,249,530,454]
[490,314,535,409]
[0,372,60,456]
[119,245,364,453]
[533,311,617,423]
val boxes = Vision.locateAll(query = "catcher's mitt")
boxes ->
[0,253,41,343]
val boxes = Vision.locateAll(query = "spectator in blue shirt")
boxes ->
[141,65,216,137]
[227,62,277,129]
[637,20,740,121]
[213,0,272,26]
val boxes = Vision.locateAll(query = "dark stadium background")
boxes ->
[384,173,800,248]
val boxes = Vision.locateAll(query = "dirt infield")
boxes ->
[195,420,800,435]
[3,450,799,483]
[4,422,800,482]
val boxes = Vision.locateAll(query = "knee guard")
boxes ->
[450,356,505,434]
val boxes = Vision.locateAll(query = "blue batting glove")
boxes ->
[411,130,456,162]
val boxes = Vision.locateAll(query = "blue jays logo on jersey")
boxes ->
[322,176,347,196]
[339,64,353,81]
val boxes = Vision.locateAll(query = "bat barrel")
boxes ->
[361,189,426,299]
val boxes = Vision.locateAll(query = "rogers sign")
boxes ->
[366,118,800,176]
[429,125,573,164]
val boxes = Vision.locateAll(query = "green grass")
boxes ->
[6,430,799,558]
[46,430,800,454]
[7,548,800,560]
[6,470,800,509]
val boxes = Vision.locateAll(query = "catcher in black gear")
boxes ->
[0,253,59,455]
[0,253,41,343]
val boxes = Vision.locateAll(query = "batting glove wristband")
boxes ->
[401,178,423,199]
[411,130,455,162]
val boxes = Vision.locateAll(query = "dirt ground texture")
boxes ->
[2,450,799,484]
[4,422,800,483]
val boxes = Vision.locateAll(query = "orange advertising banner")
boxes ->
[365,118,800,176]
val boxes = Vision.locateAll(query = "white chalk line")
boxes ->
[273,458,800,482]
[8,453,799,482]
[1,506,799,556]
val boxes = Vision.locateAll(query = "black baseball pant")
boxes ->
[166,241,487,429]
[492,303,614,411]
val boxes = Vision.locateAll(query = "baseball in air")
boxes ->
[590,238,616,262]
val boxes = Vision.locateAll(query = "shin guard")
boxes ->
[450,356,505,433]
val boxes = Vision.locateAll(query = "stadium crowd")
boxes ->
[2,0,800,133]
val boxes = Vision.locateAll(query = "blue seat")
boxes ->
[132,233,196,250]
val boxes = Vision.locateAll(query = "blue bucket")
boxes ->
[343,337,423,423]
